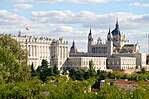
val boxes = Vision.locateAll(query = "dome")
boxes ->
[111,28,121,36]
[111,19,121,36]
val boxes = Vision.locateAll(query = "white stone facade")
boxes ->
[107,57,136,70]
[113,53,147,68]
[63,57,107,70]
[12,35,68,69]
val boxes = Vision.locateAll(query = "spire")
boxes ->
[89,25,92,35]
[18,30,21,37]
[116,17,119,29]
[108,25,111,35]
[107,25,113,42]
[72,39,75,47]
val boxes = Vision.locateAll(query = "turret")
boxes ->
[70,40,78,53]
[88,28,93,53]
[106,28,113,56]
[107,28,113,42]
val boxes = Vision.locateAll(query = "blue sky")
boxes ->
[0,0,149,53]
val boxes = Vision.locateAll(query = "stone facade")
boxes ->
[12,34,68,69]
[107,57,136,70]
[63,57,107,70]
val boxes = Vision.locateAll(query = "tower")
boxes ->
[70,40,78,53]
[107,27,113,42]
[107,28,113,56]
[88,28,93,53]
[111,18,126,52]
[111,19,122,47]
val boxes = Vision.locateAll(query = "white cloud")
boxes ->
[129,2,149,8]
[0,10,27,26]
[0,10,48,32]
[31,10,149,30]
[3,0,124,3]
[14,4,33,11]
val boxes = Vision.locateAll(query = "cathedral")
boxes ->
[87,19,140,57]
[69,19,147,70]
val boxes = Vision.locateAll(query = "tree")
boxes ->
[0,34,27,65]
[36,59,59,82]
[76,69,85,81]
[0,34,30,83]
[38,59,49,81]
[69,69,77,80]
[140,67,146,74]
[53,65,60,76]
[88,60,96,77]
[31,63,37,77]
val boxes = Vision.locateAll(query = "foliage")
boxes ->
[34,59,60,82]
[69,60,97,81]
[0,34,27,64]
[140,67,147,74]
[0,34,30,83]
[31,63,37,77]
[88,60,96,77]
[53,64,60,76]
[0,78,46,99]
[45,76,96,99]
[0,75,149,99]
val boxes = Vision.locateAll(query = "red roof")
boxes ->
[114,80,138,85]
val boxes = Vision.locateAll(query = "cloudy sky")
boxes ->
[0,0,149,53]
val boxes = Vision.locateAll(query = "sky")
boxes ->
[0,0,149,53]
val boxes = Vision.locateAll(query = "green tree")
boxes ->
[53,64,60,76]
[31,63,37,77]
[38,59,49,81]
[88,60,96,77]
[0,34,30,83]
[140,67,146,74]
[76,69,85,81]
[36,59,57,81]
[69,69,77,80]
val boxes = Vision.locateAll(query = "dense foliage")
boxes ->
[31,59,60,81]
[0,34,30,83]
[0,76,149,99]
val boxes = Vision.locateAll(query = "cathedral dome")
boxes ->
[111,19,121,36]
[111,28,121,36]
